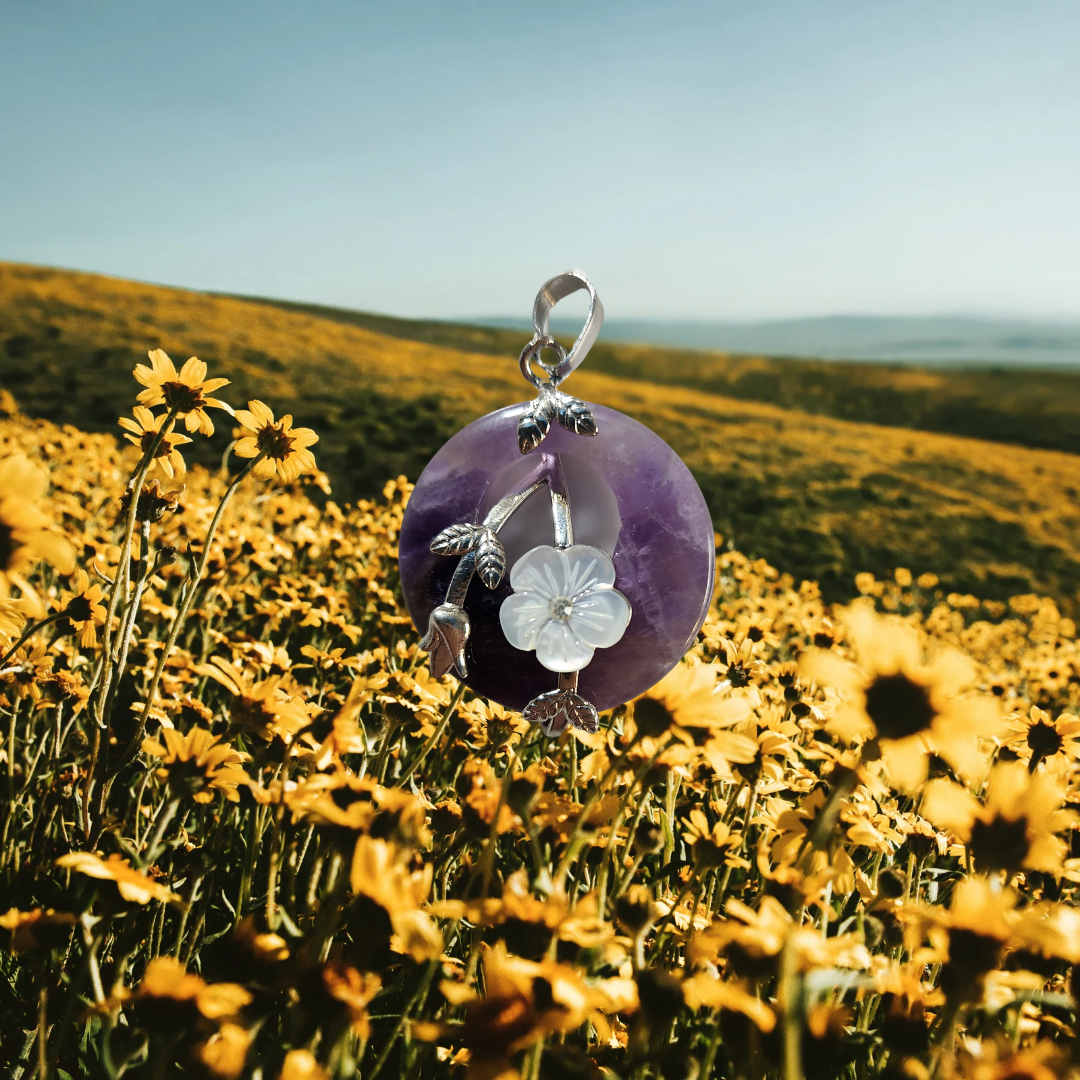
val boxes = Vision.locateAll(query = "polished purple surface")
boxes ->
[398,402,715,711]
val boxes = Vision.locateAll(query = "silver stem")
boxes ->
[551,491,573,549]
[445,550,476,608]
[547,452,573,550]
[443,471,549,609]
[482,476,546,532]
[558,671,578,691]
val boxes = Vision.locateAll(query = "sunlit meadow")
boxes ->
[1,349,1079,1080]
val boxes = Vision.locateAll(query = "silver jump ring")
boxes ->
[519,336,568,389]
[519,268,604,388]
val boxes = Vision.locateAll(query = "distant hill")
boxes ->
[240,295,1080,459]
[487,313,1080,368]
[7,260,1080,611]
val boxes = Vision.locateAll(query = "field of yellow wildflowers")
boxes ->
[7,262,1080,609]
[1,343,1080,1080]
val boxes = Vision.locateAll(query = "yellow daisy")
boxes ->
[0,454,75,597]
[232,400,319,483]
[118,405,193,479]
[133,349,232,435]
[922,760,1077,875]
[58,569,106,647]
[804,601,1000,790]
[1002,706,1080,772]
[141,727,251,803]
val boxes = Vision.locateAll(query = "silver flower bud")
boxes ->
[419,602,471,679]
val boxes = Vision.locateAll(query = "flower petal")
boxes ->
[568,586,631,648]
[508,545,568,600]
[534,619,595,672]
[562,544,617,594]
[499,594,551,651]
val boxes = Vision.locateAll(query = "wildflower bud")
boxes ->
[507,777,540,815]
[875,868,906,900]
[632,821,664,856]
[615,888,656,936]
[119,478,182,524]
[430,800,463,835]
[862,914,885,950]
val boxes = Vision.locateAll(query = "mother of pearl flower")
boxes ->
[499,545,632,672]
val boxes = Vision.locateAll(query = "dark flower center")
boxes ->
[635,698,675,737]
[1026,720,1063,757]
[161,381,205,413]
[64,596,94,623]
[726,662,752,688]
[692,836,726,869]
[139,430,176,458]
[0,522,15,567]
[256,423,295,461]
[946,928,1002,977]
[864,672,936,740]
[969,813,1030,872]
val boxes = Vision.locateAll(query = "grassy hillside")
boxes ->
[242,295,1080,457]
[6,261,1080,610]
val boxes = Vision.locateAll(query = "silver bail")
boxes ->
[527,268,604,384]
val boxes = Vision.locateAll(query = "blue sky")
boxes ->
[1,0,1077,320]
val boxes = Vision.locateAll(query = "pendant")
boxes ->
[398,270,715,736]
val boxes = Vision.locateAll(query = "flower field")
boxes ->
[2,351,1080,1080]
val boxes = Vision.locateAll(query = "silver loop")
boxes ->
[524,268,604,386]
[519,336,568,389]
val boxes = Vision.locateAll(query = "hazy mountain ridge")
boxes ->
[481,313,1080,367]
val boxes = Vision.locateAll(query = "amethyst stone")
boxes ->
[398,402,715,712]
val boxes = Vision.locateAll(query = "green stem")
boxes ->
[109,452,266,779]
[395,682,465,788]
[98,410,179,717]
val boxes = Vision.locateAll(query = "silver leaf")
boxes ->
[517,401,553,455]
[522,688,565,725]
[430,523,484,556]
[475,530,506,590]
[555,395,598,437]
[564,692,600,734]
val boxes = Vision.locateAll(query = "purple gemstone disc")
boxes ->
[398,402,715,712]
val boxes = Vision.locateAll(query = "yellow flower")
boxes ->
[232,400,319,483]
[1002,706,1080,772]
[58,569,106,647]
[133,349,232,435]
[350,835,442,963]
[0,454,75,596]
[322,961,382,1037]
[132,956,252,1020]
[0,907,76,952]
[1,642,53,701]
[141,727,251,803]
[922,760,1076,875]
[805,601,1000,790]
[278,1050,329,1080]
[918,876,1020,979]
[195,657,313,743]
[198,1023,252,1080]
[118,405,193,479]
[681,808,749,870]
[56,851,180,905]
[629,660,754,772]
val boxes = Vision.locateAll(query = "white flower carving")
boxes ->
[499,545,632,672]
